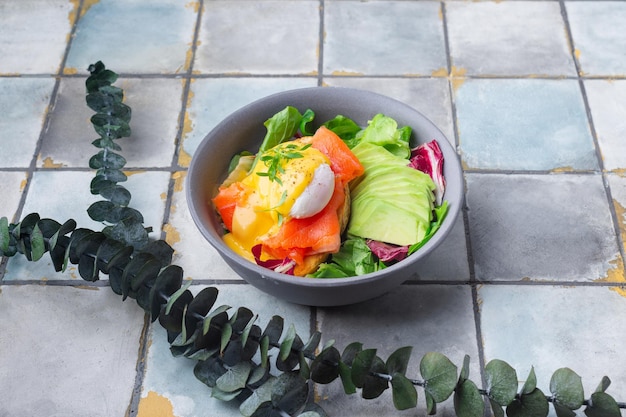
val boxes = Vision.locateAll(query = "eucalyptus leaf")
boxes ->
[454,378,484,417]
[521,366,538,395]
[240,378,276,417]
[211,386,243,401]
[148,265,183,322]
[506,388,549,417]
[89,149,127,170]
[485,359,518,407]
[386,346,413,376]
[216,361,252,392]
[361,355,388,399]
[221,322,233,355]
[310,346,340,384]
[271,371,309,415]
[262,315,284,346]
[338,360,357,395]
[420,352,458,403]
[302,331,322,356]
[351,348,377,388]
[391,372,417,410]
[29,222,45,261]
[1,217,11,254]
[584,391,621,417]
[279,324,297,362]
[550,368,584,410]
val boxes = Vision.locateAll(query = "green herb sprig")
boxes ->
[1,62,625,417]
[256,143,312,185]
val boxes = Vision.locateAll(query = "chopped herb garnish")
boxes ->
[257,143,312,185]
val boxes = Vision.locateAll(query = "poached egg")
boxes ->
[223,139,336,261]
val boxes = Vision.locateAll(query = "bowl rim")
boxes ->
[186,86,464,288]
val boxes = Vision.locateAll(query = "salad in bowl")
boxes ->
[186,87,463,306]
[212,106,448,278]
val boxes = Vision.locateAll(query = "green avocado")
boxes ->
[347,142,436,246]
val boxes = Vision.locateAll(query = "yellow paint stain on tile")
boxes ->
[596,256,626,298]
[331,70,364,76]
[163,223,181,246]
[63,67,78,75]
[69,0,100,26]
[41,157,64,168]
[614,198,626,251]
[123,170,146,177]
[185,0,201,13]
[431,67,448,78]
[75,285,99,291]
[172,171,187,193]
[160,192,168,201]
[19,175,28,192]
[450,66,467,92]
[137,391,179,417]
[611,168,626,177]
[551,166,575,173]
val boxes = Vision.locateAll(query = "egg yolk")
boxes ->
[224,140,332,260]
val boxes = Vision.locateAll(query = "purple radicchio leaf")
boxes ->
[366,239,409,263]
[409,139,446,206]
[251,244,296,275]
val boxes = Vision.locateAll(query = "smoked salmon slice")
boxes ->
[212,125,364,272]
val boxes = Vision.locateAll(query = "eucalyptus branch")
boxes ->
[1,61,625,417]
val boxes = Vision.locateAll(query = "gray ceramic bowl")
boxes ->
[186,87,463,306]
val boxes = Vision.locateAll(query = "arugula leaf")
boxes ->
[323,115,362,147]
[250,106,310,174]
[309,237,379,278]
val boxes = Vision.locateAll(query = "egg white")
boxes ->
[289,162,335,219]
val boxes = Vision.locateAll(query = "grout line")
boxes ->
[560,0,626,267]
[317,0,325,86]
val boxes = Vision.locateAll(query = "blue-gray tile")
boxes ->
[466,173,621,283]
[567,1,626,77]
[194,1,320,75]
[479,285,626,409]
[0,172,27,223]
[0,78,55,168]
[65,0,197,74]
[3,170,170,281]
[323,1,446,76]
[456,79,597,171]
[315,284,479,415]
[0,0,74,74]
[138,284,312,417]
[39,77,182,168]
[447,1,576,76]
[323,77,456,144]
[584,80,626,171]
[179,77,317,166]
[0,285,144,417]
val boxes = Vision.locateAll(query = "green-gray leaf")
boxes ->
[584,391,621,417]
[420,352,458,403]
[521,367,538,395]
[391,372,417,410]
[506,388,549,417]
[454,378,484,417]
[550,368,584,410]
[485,359,518,406]
[216,362,252,392]
[386,346,413,376]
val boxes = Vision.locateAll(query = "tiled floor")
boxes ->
[1,1,625,417]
